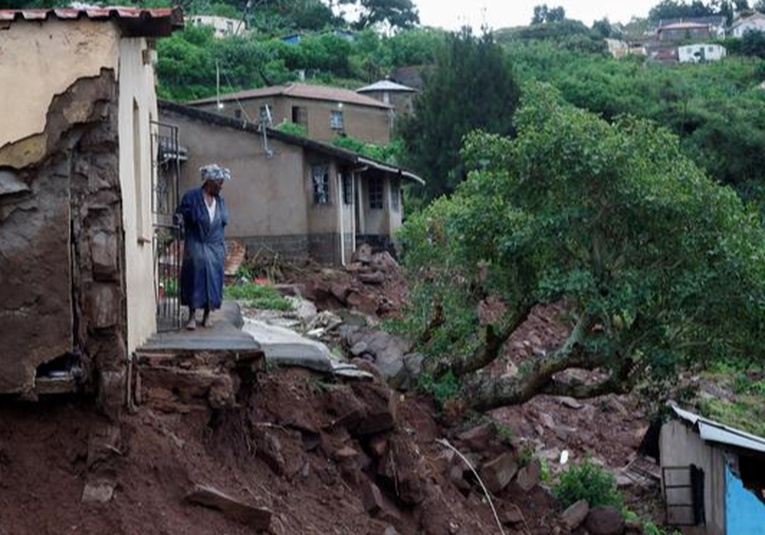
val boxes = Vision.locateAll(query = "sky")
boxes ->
[413,0,657,30]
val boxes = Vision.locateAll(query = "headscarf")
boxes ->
[200,164,231,183]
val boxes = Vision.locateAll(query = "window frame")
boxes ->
[368,176,384,210]
[312,164,330,205]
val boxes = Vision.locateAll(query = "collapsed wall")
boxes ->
[0,70,127,414]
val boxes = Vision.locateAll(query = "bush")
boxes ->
[553,459,622,509]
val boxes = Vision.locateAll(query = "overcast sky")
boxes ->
[413,0,657,30]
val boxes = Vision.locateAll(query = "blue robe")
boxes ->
[177,187,229,310]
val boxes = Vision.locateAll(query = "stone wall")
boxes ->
[0,70,127,416]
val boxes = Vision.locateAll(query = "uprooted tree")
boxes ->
[398,83,765,412]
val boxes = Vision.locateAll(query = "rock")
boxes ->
[500,503,525,526]
[390,353,425,391]
[383,526,401,535]
[368,435,389,458]
[255,430,286,476]
[516,458,541,491]
[362,479,385,515]
[539,412,555,429]
[479,452,519,494]
[346,291,379,316]
[350,341,369,356]
[561,499,589,530]
[371,251,399,273]
[457,423,496,452]
[353,244,374,264]
[585,506,625,535]
[559,397,584,409]
[359,270,386,285]
[333,446,359,461]
[350,382,397,436]
[81,479,115,504]
[186,484,272,530]
[449,465,471,493]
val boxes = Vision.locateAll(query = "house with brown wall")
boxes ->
[0,7,182,410]
[188,83,393,145]
[158,101,423,266]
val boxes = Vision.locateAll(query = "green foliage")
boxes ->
[331,135,402,164]
[276,121,309,137]
[161,278,179,298]
[417,370,460,408]
[398,27,520,200]
[224,282,293,311]
[553,459,622,509]
[399,83,765,408]
[508,40,765,206]
[644,522,683,535]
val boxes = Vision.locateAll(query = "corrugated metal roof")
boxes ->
[671,404,765,454]
[0,6,183,36]
[356,80,416,93]
[189,83,392,109]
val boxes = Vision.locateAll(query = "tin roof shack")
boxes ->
[158,101,423,266]
[0,7,182,412]
[658,405,765,535]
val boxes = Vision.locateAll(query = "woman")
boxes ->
[177,164,231,330]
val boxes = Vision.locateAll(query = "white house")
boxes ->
[730,12,765,38]
[190,14,247,38]
[678,43,727,63]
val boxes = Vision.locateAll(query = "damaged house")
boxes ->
[653,404,765,535]
[0,7,182,409]
[158,101,424,266]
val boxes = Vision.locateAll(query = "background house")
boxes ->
[655,16,727,41]
[159,101,422,266]
[356,78,417,116]
[190,14,248,38]
[654,405,765,534]
[0,7,181,407]
[679,43,727,63]
[730,12,765,37]
[189,83,393,145]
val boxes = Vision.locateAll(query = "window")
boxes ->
[292,106,307,126]
[342,172,353,205]
[707,46,713,52]
[234,109,242,119]
[390,180,400,212]
[312,165,330,204]
[226,20,234,33]
[330,110,344,131]
[369,177,383,209]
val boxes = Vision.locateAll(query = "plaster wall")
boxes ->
[118,37,160,354]
[660,420,726,535]
[0,19,119,156]
[162,110,310,240]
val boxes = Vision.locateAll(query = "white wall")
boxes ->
[679,44,726,63]
[118,38,159,354]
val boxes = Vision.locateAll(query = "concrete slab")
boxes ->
[138,302,260,354]
[241,318,334,373]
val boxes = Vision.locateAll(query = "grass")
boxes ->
[224,282,293,311]
[697,361,765,437]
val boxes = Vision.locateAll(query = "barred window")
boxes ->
[369,177,384,210]
[312,165,330,204]
[342,172,353,205]
[330,110,344,131]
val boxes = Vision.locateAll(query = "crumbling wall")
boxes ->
[0,69,127,415]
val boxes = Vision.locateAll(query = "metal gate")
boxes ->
[663,465,705,526]
[150,121,183,332]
